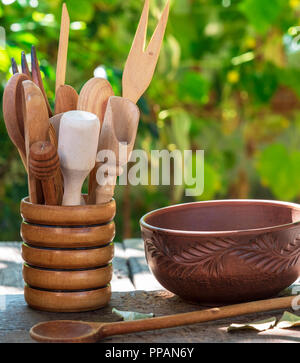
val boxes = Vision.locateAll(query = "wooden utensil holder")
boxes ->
[20,196,116,312]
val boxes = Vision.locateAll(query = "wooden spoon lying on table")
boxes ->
[30,295,296,343]
[55,3,78,114]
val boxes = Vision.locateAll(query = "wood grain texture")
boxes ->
[23,264,113,291]
[23,80,50,204]
[21,242,114,269]
[55,3,70,92]
[95,96,140,204]
[77,77,114,203]
[29,141,60,205]
[20,196,116,226]
[24,284,111,313]
[31,46,53,117]
[54,85,78,114]
[122,0,170,103]
[21,51,31,79]
[2,73,30,169]
[21,221,115,248]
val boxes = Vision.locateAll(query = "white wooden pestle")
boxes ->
[58,110,100,206]
[95,96,140,204]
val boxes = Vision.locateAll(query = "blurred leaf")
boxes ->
[228,317,277,332]
[256,144,300,200]
[276,311,300,329]
[239,0,285,34]
[178,71,210,105]
[112,308,154,321]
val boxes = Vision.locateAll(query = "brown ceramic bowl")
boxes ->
[140,200,300,304]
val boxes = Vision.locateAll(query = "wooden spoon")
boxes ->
[77,77,114,203]
[23,80,50,204]
[30,295,295,343]
[2,73,30,169]
[55,85,78,114]
[95,96,140,204]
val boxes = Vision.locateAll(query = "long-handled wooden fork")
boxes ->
[93,0,170,204]
[122,0,170,104]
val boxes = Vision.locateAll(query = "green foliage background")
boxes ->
[0,0,300,241]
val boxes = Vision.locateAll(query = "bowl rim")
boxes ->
[140,199,300,237]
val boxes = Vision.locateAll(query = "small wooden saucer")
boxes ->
[24,284,111,312]
[22,243,114,269]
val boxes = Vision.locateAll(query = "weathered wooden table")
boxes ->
[1,240,300,343]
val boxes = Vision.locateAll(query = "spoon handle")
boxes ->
[100,296,295,339]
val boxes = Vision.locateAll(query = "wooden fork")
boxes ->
[122,0,170,104]
[11,46,53,117]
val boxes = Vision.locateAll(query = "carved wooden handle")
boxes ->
[29,141,60,205]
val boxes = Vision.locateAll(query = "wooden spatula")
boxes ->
[2,73,30,169]
[77,77,114,203]
[22,80,50,204]
[54,3,78,114]
[58,110,100,206]
[122,0,170,103]
[96,96,140,204]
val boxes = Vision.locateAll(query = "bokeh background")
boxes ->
[0,0,300,241]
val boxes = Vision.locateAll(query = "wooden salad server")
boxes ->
[55,3,78,115]
[122,0,170,104]
[93,0,169,204]
[29,141,61,206]
[58,110,100,206]
[95,97,140,204]
[2,73,30,169]
[23,80,50,204]
[29,295,296,343]
[77,77,114,203]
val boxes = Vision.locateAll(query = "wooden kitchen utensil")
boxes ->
[56,3,70,93]
[29,295,297,343]
[54,3,78,114]
[23,80,50,204]
[122,0,170,103]
[58,110,100,206]
[55,85,78,114]
[95,96,140,204]
[77,77,114,203]
[29,141,60,205]
[21,51,31,78]
[31,46,53,117]
[11,57,19,74]
[2,73,30,169]
[21,197,116,312]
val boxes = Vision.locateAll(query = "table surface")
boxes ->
[0,240,300,343]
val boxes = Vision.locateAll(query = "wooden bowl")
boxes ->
[24,285,111,313]
[23,263,113,291]
[22,243,114,269]
[141,199,300,304]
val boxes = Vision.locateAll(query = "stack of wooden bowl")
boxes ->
[20,196,116,312]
